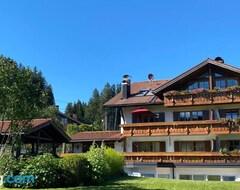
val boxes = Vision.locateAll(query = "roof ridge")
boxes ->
[132,79,171,84]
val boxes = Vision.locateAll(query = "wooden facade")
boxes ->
[123,152,240,164]
[121,120,240,137]
[164,89,240,107]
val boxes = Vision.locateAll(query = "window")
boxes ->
[208,175,221,181]
[228,79,238,87]
[188,81,209,91]
[142,174,154,178]
[182,141,205,152]
[199,81,209,89]
[189,82,198,91]
[60,117,68,124]
[179,175,192,180]
[229,141,240,151]
[132,141,166,152]
[179,111,204,121]
[181,142,194,152]
[192,111,203,121]
[154,112,165,122]
[215,79,238,89]
[180,112,191,121]
[194,141,205,151]
[222,176,235,181]
[193,175,206,181]
[158,174,170,178]
[216,80,226,89]
[226,110,238,120]
[132,112,165,123]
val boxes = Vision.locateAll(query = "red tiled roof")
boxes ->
[0,118,52,133]
[104,80,169,107]
[71,131,122,142]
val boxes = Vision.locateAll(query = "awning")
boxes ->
[131,108,153,114]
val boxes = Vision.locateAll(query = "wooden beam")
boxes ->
[26,135,53,142]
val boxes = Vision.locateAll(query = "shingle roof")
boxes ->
[104,80,169,107]
[71,131,122,142]
[0,118,52,133]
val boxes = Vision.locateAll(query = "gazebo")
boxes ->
[0,118,70,157]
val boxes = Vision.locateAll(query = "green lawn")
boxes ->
[1,176,240,190]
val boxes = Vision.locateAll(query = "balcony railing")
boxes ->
[164,89,240,107]
[121,120,240,137]
[123,152,240,163]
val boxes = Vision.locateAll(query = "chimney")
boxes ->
[215,57,224,63]
[72,114,78,120]
[122,74,131,99]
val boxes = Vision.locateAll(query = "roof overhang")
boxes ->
[153,58,240,95]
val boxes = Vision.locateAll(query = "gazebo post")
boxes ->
[31,143,35,154]
[36,130,40,154]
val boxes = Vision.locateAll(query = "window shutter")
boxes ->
[174,141,180,151]
[203,110,210,120]
[219,109,226,118]
[173,112,180,121]
[204,141,211,152]
[160,141,166,152]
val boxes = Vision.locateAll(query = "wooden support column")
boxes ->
[209,65,213,90]
[52,142,56,155]
[31,143,35,154]
[36,130,40,154]
[72,143,74,153]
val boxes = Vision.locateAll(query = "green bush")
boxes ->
[104,147,124,177]
[20,154,62,188]
[59,155,91,187]
[86,144,110,185]
[0,154,27,188]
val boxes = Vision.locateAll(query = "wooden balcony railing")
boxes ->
[164,89,240,107]
[121,120,240,137]
[123,152,240,164]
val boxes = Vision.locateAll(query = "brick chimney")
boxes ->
[122,74,131,99]
[72,114,78,120]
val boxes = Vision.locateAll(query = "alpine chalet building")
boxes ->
[104,57,240,181]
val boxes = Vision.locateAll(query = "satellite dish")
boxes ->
[122,74,131,83]
[148,73,154,81]
[123,74,131,78]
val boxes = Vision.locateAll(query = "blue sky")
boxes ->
[0,1,240,111]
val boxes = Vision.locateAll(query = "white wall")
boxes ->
[125,166,240,181]
[175,167,240,181]
[114,141,124,152]
[73,143,83,153]
[125,135,217,152]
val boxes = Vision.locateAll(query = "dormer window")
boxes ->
[135,89,150,97]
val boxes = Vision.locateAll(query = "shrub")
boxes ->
[86,144,110,185]
[104,147,124,177]
[20,154,62,188]
[59,155,91,187]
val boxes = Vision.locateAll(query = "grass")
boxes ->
[1,176,240,190]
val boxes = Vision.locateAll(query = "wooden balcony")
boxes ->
[123,152,240,164]
[121,120,240,137]
[164,89,240,107]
